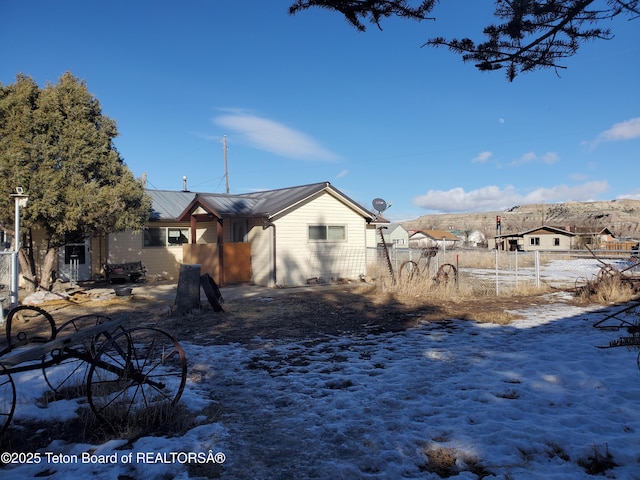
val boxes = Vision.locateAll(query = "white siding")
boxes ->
[272,192,368,286]
[248,218,272,286]
[196,222,218,244]
[366,224,380,266]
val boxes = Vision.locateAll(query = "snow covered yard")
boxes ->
[2,294,640,479]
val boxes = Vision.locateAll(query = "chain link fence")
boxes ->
[368,247,640,293]
[307,247,368,283]
[0,251,14,318]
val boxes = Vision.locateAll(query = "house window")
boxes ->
[308,225,346,242]
[553,237,560,246]
[144,227,189,247]
[63,232,86,264]
[530,237,540,246]
[232,220,248,242]
[64,245,86,265]
[168,228,189,245]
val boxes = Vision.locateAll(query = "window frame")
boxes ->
[143,227,190,248]
[308,224,347,242]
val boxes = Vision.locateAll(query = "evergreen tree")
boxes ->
[289,1,639,80]
[0,73,151,291]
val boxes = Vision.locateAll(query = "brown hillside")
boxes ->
[401,199,640,240]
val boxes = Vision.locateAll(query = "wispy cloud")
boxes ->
[213,109,340,162]
[587,117,640,149]
[509,151,559,166]
[412,181,609,213]
[472,151,492,164]
[335,169,349,179]
[617,191,640,201]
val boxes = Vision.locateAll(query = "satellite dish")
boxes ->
[372,198,388,214]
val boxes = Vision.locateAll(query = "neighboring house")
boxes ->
[106,182,377,287]
[408,230,460,249]
[495,225,576,251]
[450,229,487,248]
[380,224,409,249]
[567,226,615,249]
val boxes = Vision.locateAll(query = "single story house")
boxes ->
[379,224,410,249]
[495,225,576,251]
[567,226,615,249]
[104,182,380,287]
[408,230,460,250]
[450,229,488,248]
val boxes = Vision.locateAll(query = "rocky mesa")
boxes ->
[401,198,640,239]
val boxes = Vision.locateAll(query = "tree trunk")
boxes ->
[18,247,37,293]
[174,264,202,314]
[39,247,58,291]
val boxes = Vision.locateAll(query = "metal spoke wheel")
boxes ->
[398,261,419,281]
[435,263,458,286]
[4,306,56,353]
[86,327,187,425]
[0,363,16,435]
[42,315,122,394]
[596,265,618,282]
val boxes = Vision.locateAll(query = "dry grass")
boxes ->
[574,274,638,305]
[1,389,219,452]
[381,270,551,301]
[419,444,489,478]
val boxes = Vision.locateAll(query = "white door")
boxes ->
[58,238,91,282]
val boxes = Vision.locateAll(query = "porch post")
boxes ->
[190,215,197,244]
[217,219,224,285]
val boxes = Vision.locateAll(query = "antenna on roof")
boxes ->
[223,135,229,195]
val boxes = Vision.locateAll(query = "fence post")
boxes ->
[495,249,499,295]
[535,250,540,288]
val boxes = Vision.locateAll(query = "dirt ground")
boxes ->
[0,281,574,456]
[3,281,566,349]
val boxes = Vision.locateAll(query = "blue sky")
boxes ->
[2,1,639,221]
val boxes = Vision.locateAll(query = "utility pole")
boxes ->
[223,135,229,194]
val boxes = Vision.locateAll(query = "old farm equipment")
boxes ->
[0,306,187,434]
[593,302,640,372]
[575,246,640,296]
[398,247,458,286]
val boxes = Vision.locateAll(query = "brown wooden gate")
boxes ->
[182,242,251,285]
[223,242,252,284]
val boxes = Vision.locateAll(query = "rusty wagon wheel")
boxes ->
[0,363,16,435]
[596,265,618,282]
[3,306,56,354]
[398,260,420,282]
[435,263,458,286]
[86,327,187,426]
[41,315,124,395]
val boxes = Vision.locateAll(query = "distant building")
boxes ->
[408,230,460,249]
[450,229,487,248]
[379,224,409,248]
[495,225,576,251]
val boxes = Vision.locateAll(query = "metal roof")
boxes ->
[147,182,375,221]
